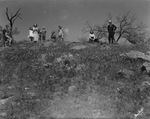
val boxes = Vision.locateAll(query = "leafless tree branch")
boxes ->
[5,7,22,37]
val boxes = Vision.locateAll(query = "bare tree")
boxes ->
[83,11,147,44]
[5,7,22,37]
[82,21,107,39]
[115,11,146,43]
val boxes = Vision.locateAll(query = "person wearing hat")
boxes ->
[41,27,46,41]
[32,24,39,43]
[107,20,117,44]
[89,30,95,43]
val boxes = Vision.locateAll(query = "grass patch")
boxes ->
[0,40,150,118]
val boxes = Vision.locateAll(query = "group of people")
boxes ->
[50,26,64,42]
[89,20,117,44]
[0,25,13,47]
[28,24,46,42]
[0,20,116,47]
[28,24,64,43]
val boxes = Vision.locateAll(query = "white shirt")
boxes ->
[58,29,63,37]
[29,30,34,37]
[89,33,95,39]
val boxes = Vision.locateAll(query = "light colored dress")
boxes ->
[58,29,64,39]
[33,27,39,42]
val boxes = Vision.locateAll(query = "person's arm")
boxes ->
[107,25,109,31]
[5,32,11,38]
[113,25,117,31]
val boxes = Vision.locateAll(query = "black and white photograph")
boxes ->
[0,0,150,118]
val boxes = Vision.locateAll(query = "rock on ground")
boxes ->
[120,50,150,62]
[71,45,87,50]
[117,38,133,46]
[141,62,150,75]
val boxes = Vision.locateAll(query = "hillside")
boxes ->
[0,40,150,119]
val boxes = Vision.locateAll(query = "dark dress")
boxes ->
[41,30,46,41]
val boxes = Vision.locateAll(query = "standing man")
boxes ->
[58,26,64,42]
[107,20,117,44]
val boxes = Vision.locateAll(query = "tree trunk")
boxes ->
[10,22,13,37]
[116,33,122,42]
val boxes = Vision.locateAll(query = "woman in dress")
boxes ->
[33,24,39,43]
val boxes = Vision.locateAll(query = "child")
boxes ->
[2,25,12,47]
[58,26,64,42]
[28,27,34,41]
[89,30,95,43]
[51,30,57,42]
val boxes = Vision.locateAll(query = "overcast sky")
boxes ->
[0,0,150,41]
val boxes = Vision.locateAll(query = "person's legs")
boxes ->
[2,37,6,47]
[62,37,64,42]
[9,37,12,46]
[109,33,114,44]
[43,35,46,41]
[112,33,115,43]
[108,34,111,43]
[31,37,34,41]
[58,35,63,42]
[5,37,9,46]
[29,37,32,41]
[111,37,113,43]
[94,38,99,43]
[89,38,92,43]
[60,35,64,42]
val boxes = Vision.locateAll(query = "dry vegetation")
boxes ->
[0,40,150,119]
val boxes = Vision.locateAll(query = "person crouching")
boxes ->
[89,30,95,43]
